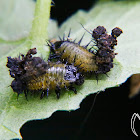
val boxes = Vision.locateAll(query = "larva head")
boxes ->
[64,65,84,85]
[11,79,26,95]
[75,73,84,85]
[49,41,63,53]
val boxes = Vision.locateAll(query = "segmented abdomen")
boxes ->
[27,63,71,91]
[55,41,98,73]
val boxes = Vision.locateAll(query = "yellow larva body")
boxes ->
[7,48,84,99]
[49,26,122,75]
[27,63,71,91]
[55,41,98,73]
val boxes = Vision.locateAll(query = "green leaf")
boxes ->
[0,0,57,58]
[0,0,35,41]
[0,0,35,58]
[0,1,140,139]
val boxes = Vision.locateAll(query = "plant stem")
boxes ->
[28,0,51,59]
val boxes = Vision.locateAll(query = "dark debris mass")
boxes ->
[93,26,123,74]
[6,48,48,96]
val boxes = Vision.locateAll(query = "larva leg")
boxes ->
[40,91,45,99]
[55,86,61,99]
[40,88,49,99]
[64,84,69,91]
[24,90,28,101]
[94,72,99,84]
[68,86,77,94]
[46,88,49,97]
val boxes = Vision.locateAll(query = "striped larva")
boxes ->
[6,48,84,99]
[48,26,122,76]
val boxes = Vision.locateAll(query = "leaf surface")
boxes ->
[0,1,140,139]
